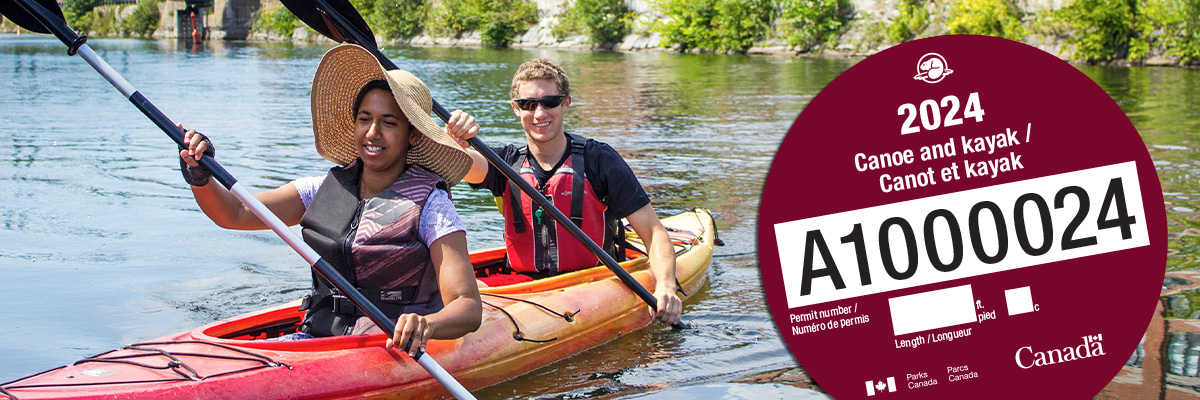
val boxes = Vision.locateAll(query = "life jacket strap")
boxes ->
[569,138,586,229]
[509,147,529,233]
[330,287,421,316]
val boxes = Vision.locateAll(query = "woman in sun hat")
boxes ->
[177,44,483,355]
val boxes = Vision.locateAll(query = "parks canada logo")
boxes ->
[1015,334,1106,369]
[913,53,953,84]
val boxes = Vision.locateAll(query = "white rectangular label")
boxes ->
[1005,286,1035,316]
[888,285,977,336]
[774,161,1148,309]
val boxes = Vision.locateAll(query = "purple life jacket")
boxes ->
[298,162,446,337]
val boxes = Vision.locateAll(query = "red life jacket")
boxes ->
[503,138,619,274]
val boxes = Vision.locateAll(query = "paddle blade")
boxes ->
[0,0,63,34]
[280,0,376,48]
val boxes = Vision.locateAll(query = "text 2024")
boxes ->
[899,92,985,135]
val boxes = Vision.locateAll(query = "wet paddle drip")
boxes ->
[1,341,290,391]
[482,293,581,343]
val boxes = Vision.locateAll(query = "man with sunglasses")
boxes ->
[449,58,683,327]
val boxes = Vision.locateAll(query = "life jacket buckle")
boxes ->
[332,294,357,316]
[298,294,313,311]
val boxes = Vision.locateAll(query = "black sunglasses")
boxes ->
[513,95,568,111]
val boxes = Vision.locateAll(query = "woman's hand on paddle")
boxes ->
[177,124,216,187]
[652,286,683,326]
[177,123,212,167]
[388,313,433,357]
[445,109,479,148]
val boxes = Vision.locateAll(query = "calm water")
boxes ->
[1,34,1199,398]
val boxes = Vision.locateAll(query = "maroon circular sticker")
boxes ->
[758,35,1166,399]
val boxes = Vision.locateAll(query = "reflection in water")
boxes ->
[3,33,1200,397]
[1080,64,1200,396]
[1167,332,1199,377]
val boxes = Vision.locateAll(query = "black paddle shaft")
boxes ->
[298,0,679,327]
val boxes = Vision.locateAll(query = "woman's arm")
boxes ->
[179,127,307,229]
[387,231,483,356]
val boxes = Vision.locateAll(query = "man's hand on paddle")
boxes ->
[445,110,490,184]
[627,204,685,327]
[445,109,478,148]
[653,284,683,326]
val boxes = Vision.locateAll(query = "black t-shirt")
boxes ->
[471,133,650,219]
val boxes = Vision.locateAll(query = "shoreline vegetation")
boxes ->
[1,0,1197,67]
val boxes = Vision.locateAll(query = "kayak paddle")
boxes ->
[281,0,687,330]
[0,1,477,398]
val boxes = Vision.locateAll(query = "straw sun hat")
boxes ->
[311,44,472,186]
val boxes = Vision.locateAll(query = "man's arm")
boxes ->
[445,109,490,185]
[625,203,683,326]
[461,148,489,185]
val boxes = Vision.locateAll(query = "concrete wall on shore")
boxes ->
[158,0,259,40]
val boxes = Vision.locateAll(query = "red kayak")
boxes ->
[1,209,717,399]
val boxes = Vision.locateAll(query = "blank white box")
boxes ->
[888,285,976,336]
[1005,286,1034,316]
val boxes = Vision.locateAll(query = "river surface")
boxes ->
[1,34,1199,398]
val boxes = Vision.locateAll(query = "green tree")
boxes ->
[555,0,633,44]
[353,0,428,41]
[63,0,98,24]
[779,0,851,50]
[431,0,538,47]
[652,0,773,53]
[62,0,99,33]
[120,0,161,37]
[253,6,299,38]
[1058,0,1135,62]
[886,0,928,43]
[1139,0,1200,63]
[946,0,1025,40]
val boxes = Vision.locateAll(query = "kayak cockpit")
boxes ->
[191,224,706,346]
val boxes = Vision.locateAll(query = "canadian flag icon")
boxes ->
[865,377,896,396]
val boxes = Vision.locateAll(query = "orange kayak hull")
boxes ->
[2,209,717,399]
